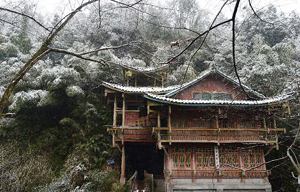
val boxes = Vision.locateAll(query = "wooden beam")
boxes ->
[113,94,117,127]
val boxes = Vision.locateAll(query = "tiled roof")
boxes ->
[102,81,179,93]
[165,68,265,98]
[119,63,169,73]
[144,92,294,107]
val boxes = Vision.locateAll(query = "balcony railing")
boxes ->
[153,127,285,144]
[107,126,285,144]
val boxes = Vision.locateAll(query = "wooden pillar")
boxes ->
[157,111,161,128]
[263,116,268,139]
[192,147,196,183]
[238,147,245,182]
[168,105,172,145]
[274,115,279,150]
[122,94,125,127]
[153,78,156,87]
[165,147,172,183]
[135,78,137,87]
[158,111,162,147]
[120,144,126,185]
[113,94,117,127]
[216,115,219,145]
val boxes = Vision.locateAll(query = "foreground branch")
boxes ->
[0,7,50,31]
[0,0,99,117]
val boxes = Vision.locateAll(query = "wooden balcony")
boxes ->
[153,127,285,146]
[108,127,155,143]
[108,126,285,146]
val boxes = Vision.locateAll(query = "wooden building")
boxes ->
[103,68,294,192]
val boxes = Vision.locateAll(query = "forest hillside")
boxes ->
[0,0,300,191]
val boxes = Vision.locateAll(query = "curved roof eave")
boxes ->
[144,92,295,107]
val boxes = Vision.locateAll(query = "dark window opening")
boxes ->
[193,93,232,100]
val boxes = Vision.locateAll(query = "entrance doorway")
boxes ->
[126,143,164,180]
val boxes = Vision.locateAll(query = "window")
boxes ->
[212,93,232,100]
[219,146,239,168]
[172,146,192,169]
[193,93,232,100]
[202,93,211,100]
[195,147,215,168]
[242,147,263,169]
[193,93,211,100]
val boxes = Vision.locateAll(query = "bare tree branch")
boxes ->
[248,0,274,25]
[231,0,253,99]
[0,0,99,117]
[287,91,300,180]
[175,0,230,97]
[0,7,50,31]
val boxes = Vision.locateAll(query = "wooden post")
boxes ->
[122,94,125,127]
[135,78,137,87]
[274,115,279,150]
[273,114,277,129]
[113,94,117,127]
[158,111,161,128]
[154,78,156,87]
[216,115,219,145]
[112,133,115,147]
[192,147,196,183]
[120,144,126,185]
[168,105,172,145]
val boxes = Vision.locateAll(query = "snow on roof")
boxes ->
[119,63,169,73]
[165,68,265,98]
[102,81,180,93]
[144,92,294,107]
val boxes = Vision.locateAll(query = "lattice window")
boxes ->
[242,147,263,169]
[250,154,255,167]
[196,146,214,169]
[172,146,192,169]
[173,154,178,167]
[220,154,225,167]
[256,154,261,166]
[243,154,249,167]
[219,146,239,169]
[233,154,238,167]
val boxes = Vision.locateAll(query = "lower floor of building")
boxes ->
[121,143,272,192]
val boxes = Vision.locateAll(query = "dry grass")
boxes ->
[0,142,54,192]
